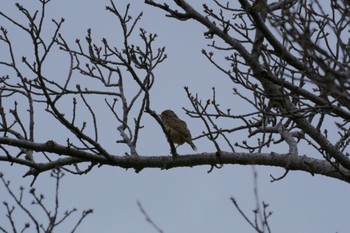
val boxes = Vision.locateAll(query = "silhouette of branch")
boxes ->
[137,200,164,233]
[0,169,93,232]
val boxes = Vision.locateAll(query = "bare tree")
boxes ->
[145,0,350,181]
[0,169,93,233]
[0,0,349,185]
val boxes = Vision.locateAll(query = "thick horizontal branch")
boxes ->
[0,137,348,183]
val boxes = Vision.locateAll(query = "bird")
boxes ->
[160,109,197,151]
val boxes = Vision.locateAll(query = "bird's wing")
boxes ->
[176,119,191,138]
[166,118,188,134]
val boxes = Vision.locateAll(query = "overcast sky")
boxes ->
[1,1,350,233]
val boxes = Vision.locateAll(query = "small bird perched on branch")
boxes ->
[160,109,197,151]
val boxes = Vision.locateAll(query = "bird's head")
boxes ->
[161,109,178,118]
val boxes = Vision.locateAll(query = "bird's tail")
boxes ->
[189,142,197,151]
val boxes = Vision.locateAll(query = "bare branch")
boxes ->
[137,200,164,233]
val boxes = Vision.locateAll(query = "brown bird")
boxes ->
[160,109,197,151]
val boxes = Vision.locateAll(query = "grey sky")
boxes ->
[1,1,350,233]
